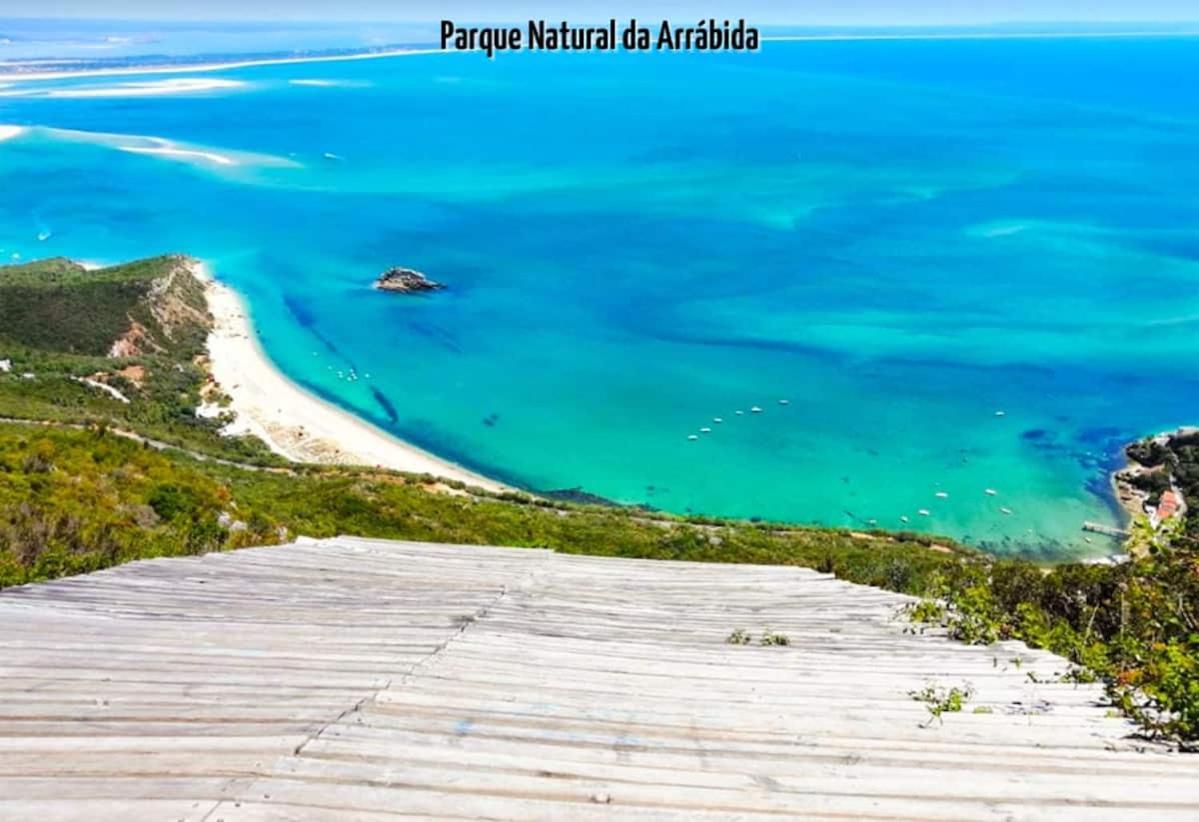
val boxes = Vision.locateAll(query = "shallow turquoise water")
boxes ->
[3,38,1198,558]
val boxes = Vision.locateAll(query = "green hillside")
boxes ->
[0,255,208,356]
[0,255,278,464]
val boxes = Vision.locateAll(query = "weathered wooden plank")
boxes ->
[0,537,1192,820]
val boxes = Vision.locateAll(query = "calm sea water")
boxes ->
[2,37,1198,559]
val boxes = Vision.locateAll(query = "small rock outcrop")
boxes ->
[374,267,445,294]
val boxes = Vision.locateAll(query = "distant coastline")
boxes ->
[763,29,1199,43]
[190,259,507,492]
[5,27,1198,83]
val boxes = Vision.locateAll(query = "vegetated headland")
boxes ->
[0,253,1195,746]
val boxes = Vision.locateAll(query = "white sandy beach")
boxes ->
[191,260,506,492]
[0,125,25,141]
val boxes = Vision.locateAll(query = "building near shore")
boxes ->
[1154,489,1182,524]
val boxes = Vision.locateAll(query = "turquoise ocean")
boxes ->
[2,37,1198,559]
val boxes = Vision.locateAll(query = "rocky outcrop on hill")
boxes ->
[107,256,211,358]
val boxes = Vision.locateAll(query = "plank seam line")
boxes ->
[203,548,551,819]
[288,542,552,761]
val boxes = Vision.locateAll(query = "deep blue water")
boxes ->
[2,36,1198,558]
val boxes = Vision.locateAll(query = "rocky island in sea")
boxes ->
[373,267,444,294]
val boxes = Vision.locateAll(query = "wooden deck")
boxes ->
[0,537,1194,820]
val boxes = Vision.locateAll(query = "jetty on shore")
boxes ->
[1084,520,1131,538]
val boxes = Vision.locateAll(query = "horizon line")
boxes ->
[3,17,1199,27]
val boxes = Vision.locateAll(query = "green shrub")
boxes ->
[910,683,973,727]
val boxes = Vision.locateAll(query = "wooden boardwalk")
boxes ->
[0,537,1194,820]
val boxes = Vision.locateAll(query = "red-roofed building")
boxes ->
[1156,490,1180,522]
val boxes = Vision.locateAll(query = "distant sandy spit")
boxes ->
[190,259,507,492]
[118,145,237,166]
[0,125,25,141]
[0,78,248,98]
[0,48,448,82]
[37,126,297,169]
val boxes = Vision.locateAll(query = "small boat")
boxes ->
[687,434,699,441]
[917,509,931,517]
[36,230,51,241]
[900,516,910,523]
[1000,507,1014,515]
[750,406,763,414]
[713,417,723,424]
[735,410,744,416]
[778,399,790,405]
[700,427,712,434]
[935,491,949,499]
[985,488,997,496]
[995,410,1006,417]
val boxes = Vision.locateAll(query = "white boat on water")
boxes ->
[750,406,763,413]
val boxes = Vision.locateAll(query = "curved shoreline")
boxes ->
[191,259,508,493]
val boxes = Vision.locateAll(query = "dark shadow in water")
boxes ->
[283,293,353,364]
[370,387,399,425]
[406,320,463,354]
